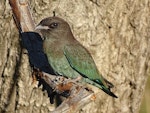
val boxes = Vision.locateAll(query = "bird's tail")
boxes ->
[82,78,118,98]
[103,78,114,89]
[94,79,118,98]
[101,85,118,98]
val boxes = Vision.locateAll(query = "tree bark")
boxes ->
[0,0,150,113]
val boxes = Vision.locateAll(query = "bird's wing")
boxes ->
[64,44,118,98]
[64,44,103,81]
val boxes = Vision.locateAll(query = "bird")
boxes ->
[35,16,117,98]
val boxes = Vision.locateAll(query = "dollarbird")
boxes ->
[35,16,117,98]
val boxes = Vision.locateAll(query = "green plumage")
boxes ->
[36,16,117,98]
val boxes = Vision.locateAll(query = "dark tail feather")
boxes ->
[103,78,114,89]
[94,79,117,98]
[102,85,118,98]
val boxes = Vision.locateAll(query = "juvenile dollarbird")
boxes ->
[36,16,117,98]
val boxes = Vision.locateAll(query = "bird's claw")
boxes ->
[64,76,82,84]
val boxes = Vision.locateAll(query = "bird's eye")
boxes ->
[49,22,58,29]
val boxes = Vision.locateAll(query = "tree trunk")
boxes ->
[0,0,149,113]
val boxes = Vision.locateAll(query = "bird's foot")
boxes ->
[55,76,83,96]
[66,76,82,84]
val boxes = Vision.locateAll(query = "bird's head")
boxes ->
[35,17,71,39]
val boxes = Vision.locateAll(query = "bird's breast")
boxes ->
[43,39,79,78]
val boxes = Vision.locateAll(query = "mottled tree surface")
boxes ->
[0,0,150,113]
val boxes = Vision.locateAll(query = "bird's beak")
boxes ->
[35,25,49,30]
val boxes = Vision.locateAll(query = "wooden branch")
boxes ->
[9,0,35,31]
[9,0,95,113]
[40,72,94,113]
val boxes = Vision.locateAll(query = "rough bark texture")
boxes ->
[0,0,150,113]
[140,77,150,113]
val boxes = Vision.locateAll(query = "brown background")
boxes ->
[0,0,150,113]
